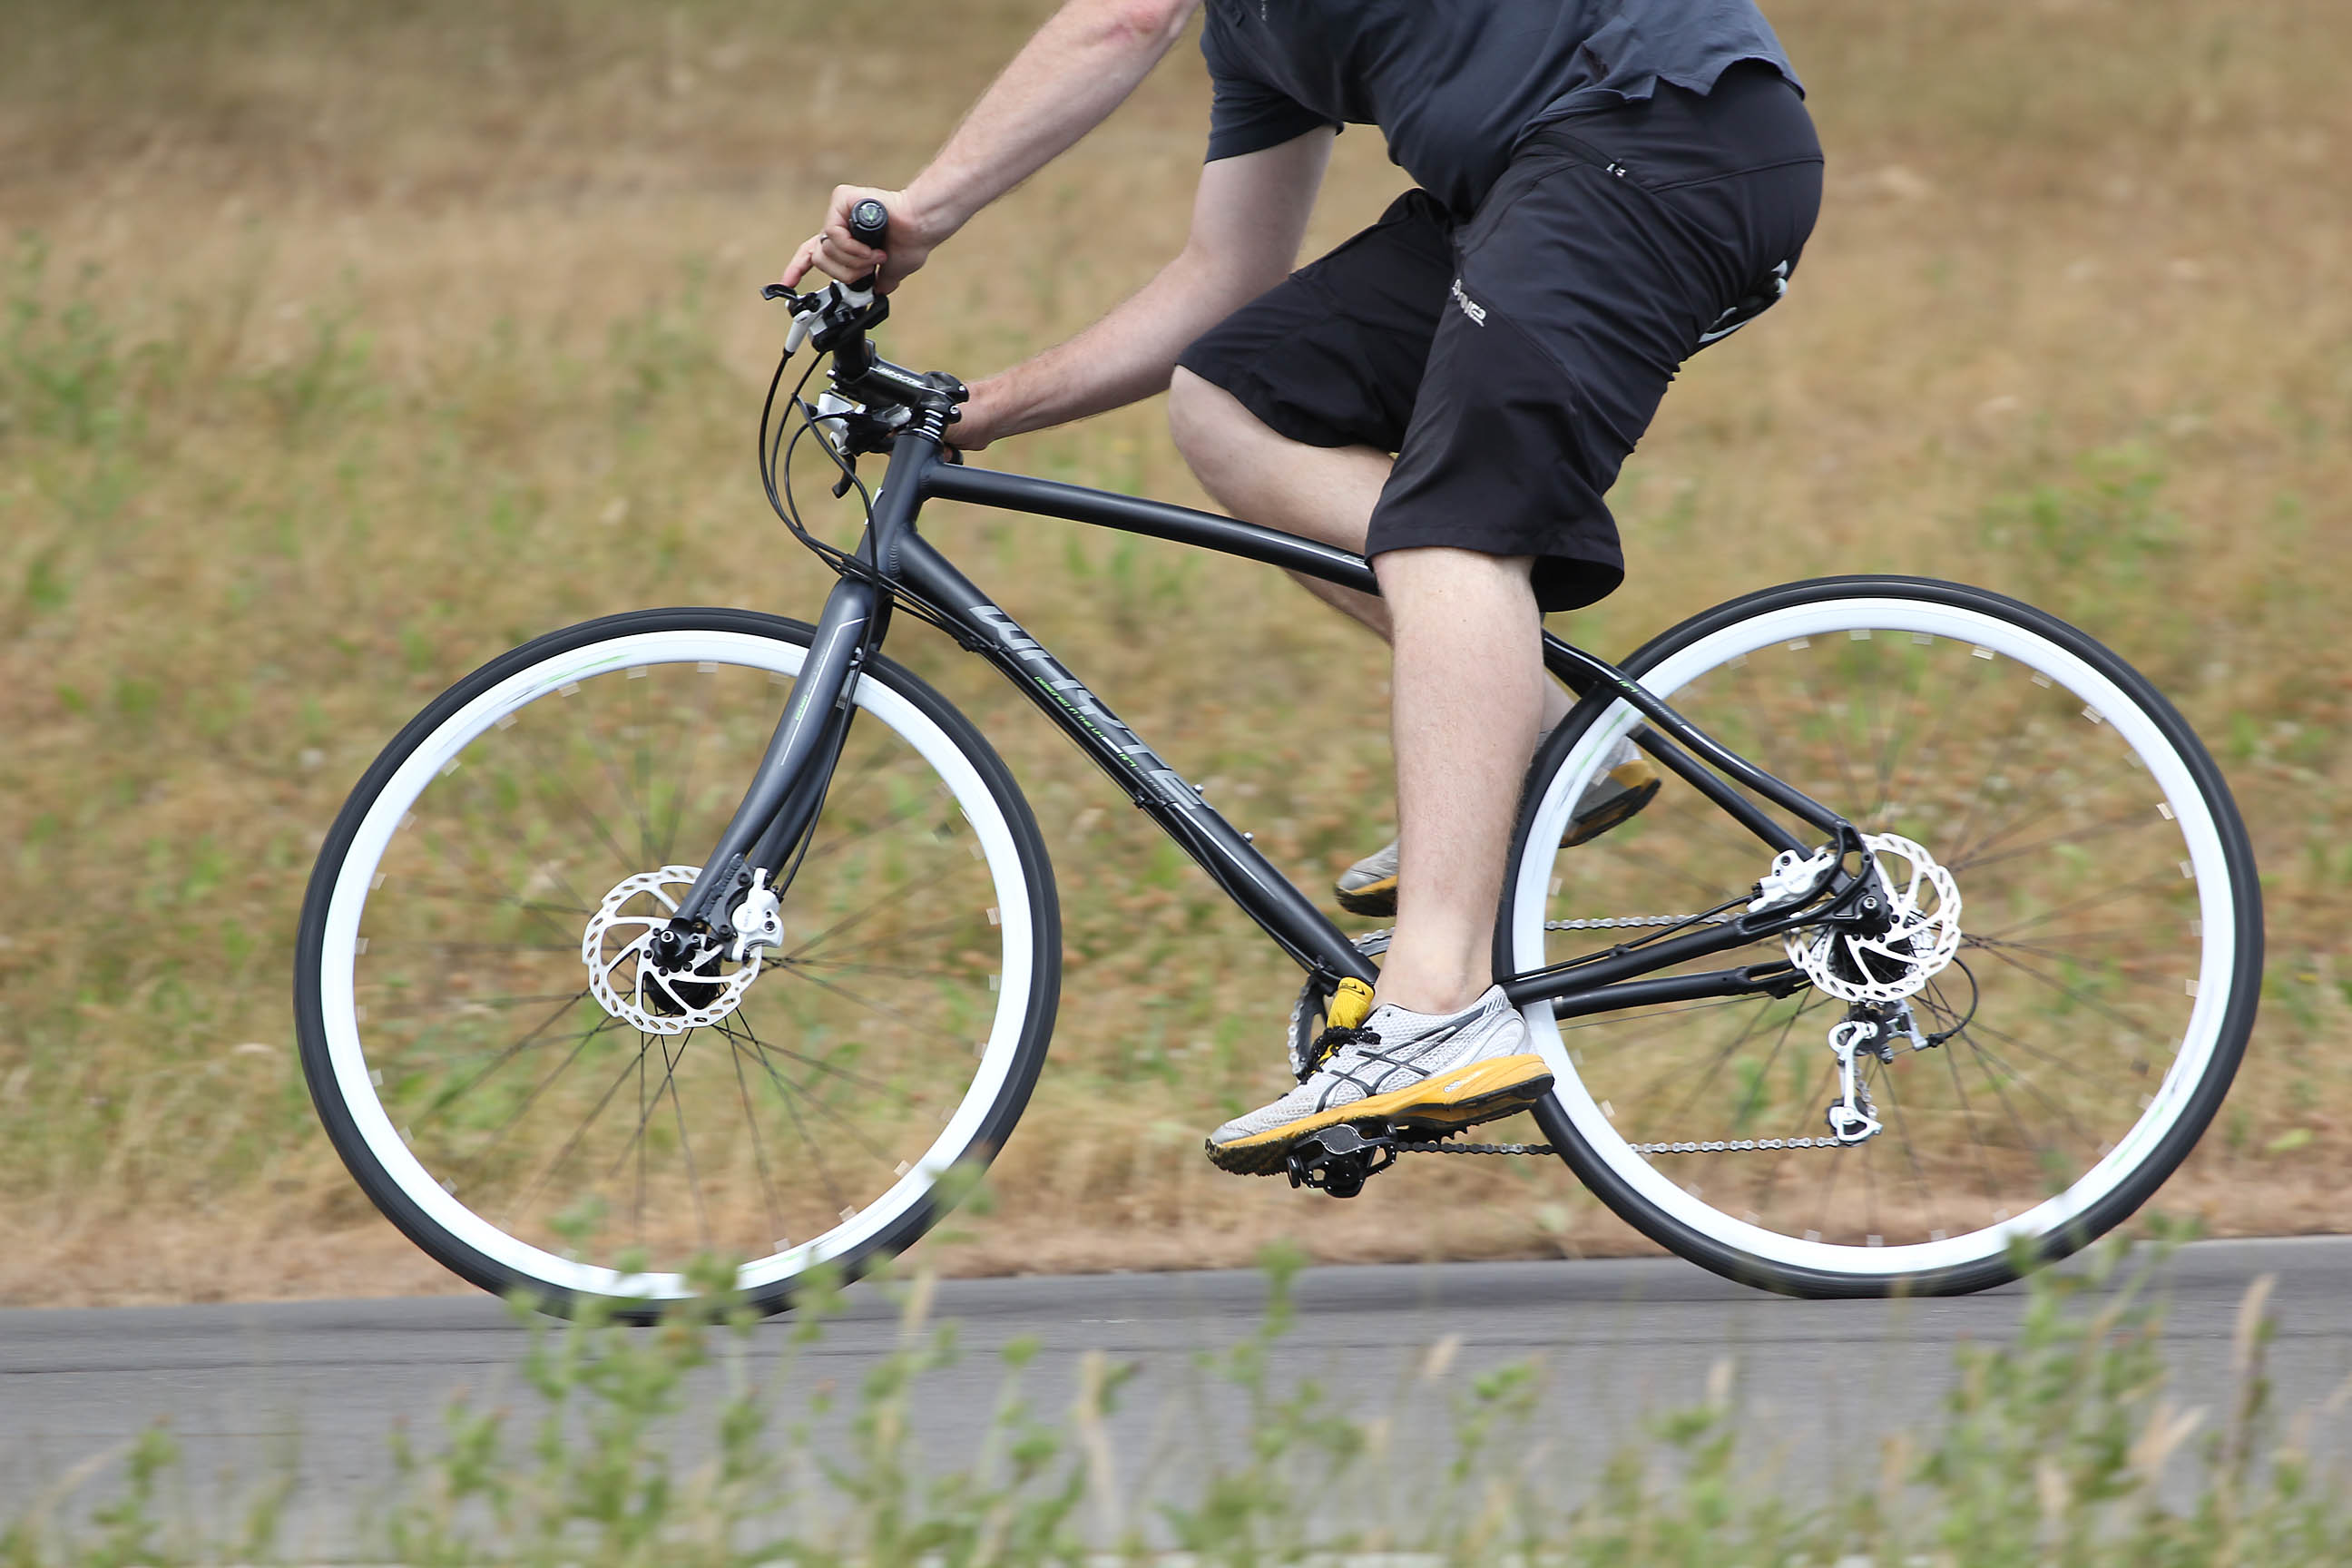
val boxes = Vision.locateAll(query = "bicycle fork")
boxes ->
[653,572,874,966]
[658,437,946,960]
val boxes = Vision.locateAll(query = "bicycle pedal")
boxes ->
[1284,1122,1398,1200]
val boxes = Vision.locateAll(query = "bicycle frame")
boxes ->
[675,421,1867,1017]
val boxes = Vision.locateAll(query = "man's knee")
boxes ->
[1167,367,1246,473]
[1374,545,1541,620]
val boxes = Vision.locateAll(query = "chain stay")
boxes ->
[1298,912,1823,1164]
[1544,914,1733,930]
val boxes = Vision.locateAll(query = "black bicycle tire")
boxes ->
[1504,575,2261,1298]
[295,605,1061,1320]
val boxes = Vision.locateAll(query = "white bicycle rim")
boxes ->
[1509,596,2239,1279]
[317,628,1039,1300]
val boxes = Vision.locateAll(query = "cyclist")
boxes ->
[780,0,1822,1176]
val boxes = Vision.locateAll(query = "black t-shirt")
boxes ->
[1200,0,1801,216]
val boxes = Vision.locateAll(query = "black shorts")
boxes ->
[1177,63,1823,612]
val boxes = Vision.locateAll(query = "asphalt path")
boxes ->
[4,1237,2349,1548]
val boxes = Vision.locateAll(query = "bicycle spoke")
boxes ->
[789,956,997,984]
[514,722,641,878]
[582,705,662,874]
[1644,1002,1780,1128]
[1940,1037,2005,1213]
[431,750,606,919]
[799,777,957,867]
[1725,994,1817,1132]
[502,1037,655,1233]
[1973,869,2184,943]
[413,988,596,1130]
[448,1012,625,1175]
[763,965,978,1056]
[725,1019,906,1170]
[724,1018,850,1219]
[726,1000,921,1106]
[397,883,596,919]
[662,1034,712,1253]
[1864,635,1936,823]
[1945,806,2168,879]
[781,874,942,963]
[360,991,592,1021]
[1873,1061,1947,1237]
[1955,1030,2082,1171]
[1945,748,2144,871]
[1964,940,2166,1048]
[657,670,723,865]
[730,1037,789,1253]
[1962,932,2170,976]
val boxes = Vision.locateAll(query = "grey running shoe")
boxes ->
[1332,840,1400,917]
[1206,985,1553,1175]
[1334,735,1661,917]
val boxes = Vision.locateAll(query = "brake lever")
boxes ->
[761,280,875,355]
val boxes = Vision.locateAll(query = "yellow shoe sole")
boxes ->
[1334,873,1398,917]
[1562,759,1662,848]
[1204,1054,1556,1176]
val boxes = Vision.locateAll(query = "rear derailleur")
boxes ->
[1822,1003,1934,1146]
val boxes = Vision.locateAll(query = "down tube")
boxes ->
[894,534,1377,988]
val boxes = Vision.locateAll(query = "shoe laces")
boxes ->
[1307,1023,1380,1076]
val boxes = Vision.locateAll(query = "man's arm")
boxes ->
[955,130,1333,448]
[782,0,1202,293]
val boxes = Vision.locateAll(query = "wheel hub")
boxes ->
[582,866,765,1034]
[1785,833,1962,1004]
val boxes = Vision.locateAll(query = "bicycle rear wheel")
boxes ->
[1504,577,2259,1297]
[296,607,1059,1318]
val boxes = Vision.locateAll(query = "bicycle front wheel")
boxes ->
[296,607,1059,1318]
[1504,577,2259,1298]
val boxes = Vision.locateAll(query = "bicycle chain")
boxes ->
[1623,1136,1843,1154]
[1391,1135,1843,1157]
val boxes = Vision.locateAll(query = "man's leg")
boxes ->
[1174,368,1551,1014]
[1169,368,1573,727]
[1370,545,1545,1014]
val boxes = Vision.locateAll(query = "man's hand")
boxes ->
[779,185,944,295]
[946,385,1011,453]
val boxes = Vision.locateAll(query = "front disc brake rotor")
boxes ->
[582,865,763,1034]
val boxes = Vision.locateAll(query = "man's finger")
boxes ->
[780,232,830,288]
[820,223,883,275]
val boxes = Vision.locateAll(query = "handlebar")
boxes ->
[758,200,968,451]
[847,198,889,245]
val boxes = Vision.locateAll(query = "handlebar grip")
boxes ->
[848,199,889,250]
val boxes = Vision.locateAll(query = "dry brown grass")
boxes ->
[1,0,2347,1308]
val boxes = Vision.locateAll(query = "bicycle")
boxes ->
[296,201,2261,1318]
